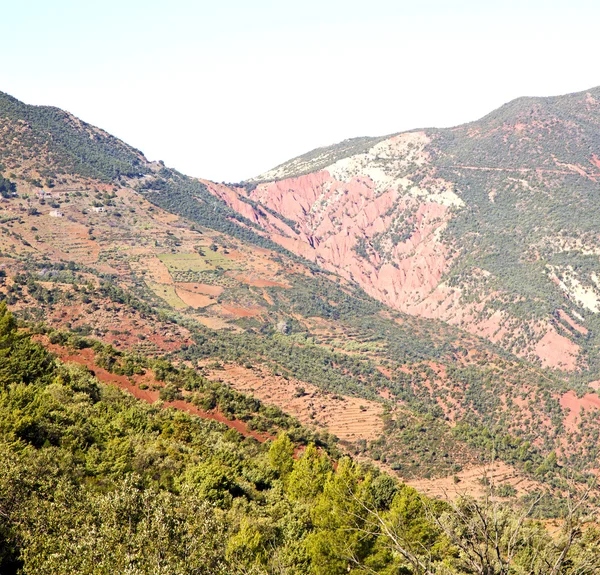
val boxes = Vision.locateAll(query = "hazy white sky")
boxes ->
[3,0,600,181]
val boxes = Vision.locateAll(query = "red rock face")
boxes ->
[203,138,581,370]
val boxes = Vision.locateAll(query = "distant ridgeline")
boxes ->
[0,91,293,253]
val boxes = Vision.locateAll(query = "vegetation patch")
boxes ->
[158,251,239,273]
[146,281,188,309]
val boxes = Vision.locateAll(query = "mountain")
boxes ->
[2,304,599,575]
[1,87,600,495]
[203,87,600,376]
[3,86,600,573]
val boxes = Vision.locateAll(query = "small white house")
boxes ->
[49,210,64,218]
[91,206,105,213]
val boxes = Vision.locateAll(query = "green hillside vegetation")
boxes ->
[0,93,297,254]
[158,250,239,272]
[0,92,148,182]
[172,268,600,479]
[140,169,297,254]
[2,87,600,550]
[435,86,600,169]
[429,88,600,371]
[246,86,600,376]
[9,256,593,480]
[42,326,337,447]
[1,303,599,575]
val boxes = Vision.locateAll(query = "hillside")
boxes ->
[1,87,600,500]
[2,305,600,574]
[205,87,600,377]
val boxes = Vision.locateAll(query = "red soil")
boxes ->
[46,343,271,442]
[221,304,262,317]
[176,282,224,296]
[206,173,582,370]
[534,330,579,371]
[557,309,588,335]
[235,275,288,288]
[560,390,600,432]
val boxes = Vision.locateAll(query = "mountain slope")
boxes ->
[1,88,600,490]
[2,305,598,575]
[205,87,600,375]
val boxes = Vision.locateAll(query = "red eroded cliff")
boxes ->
[202,143,580,370]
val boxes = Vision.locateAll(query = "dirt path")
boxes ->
[46,343,272,443]
[441,164,600,177]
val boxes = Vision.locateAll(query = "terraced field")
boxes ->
[147,281,188,309]
[158,250,240,272]
[201,361,385,443]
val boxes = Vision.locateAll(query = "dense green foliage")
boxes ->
[0,174,16,198]
[45,327,338,447]
[1,303,599,574]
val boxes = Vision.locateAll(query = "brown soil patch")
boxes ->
[405,461,542,499]
[42,298,192,353]
[560,390,600,432]
[221,304,262,318]
[176,282,224,296]
[28,217,101,265]
[534,329,580,371]
[140,256,172,284]
[262,290,274,305]
[196,316,236,330]
[175,288,213,308]
[236,275,288,288]
[200,362,384,442]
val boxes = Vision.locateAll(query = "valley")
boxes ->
[2,86,600,574]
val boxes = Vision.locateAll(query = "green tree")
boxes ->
[286,443,331,502]
[269,432,295,476]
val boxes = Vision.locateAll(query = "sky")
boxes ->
[2,0,600,182]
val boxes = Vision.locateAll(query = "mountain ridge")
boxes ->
[246,85,600,183]
[205,85,600,375]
